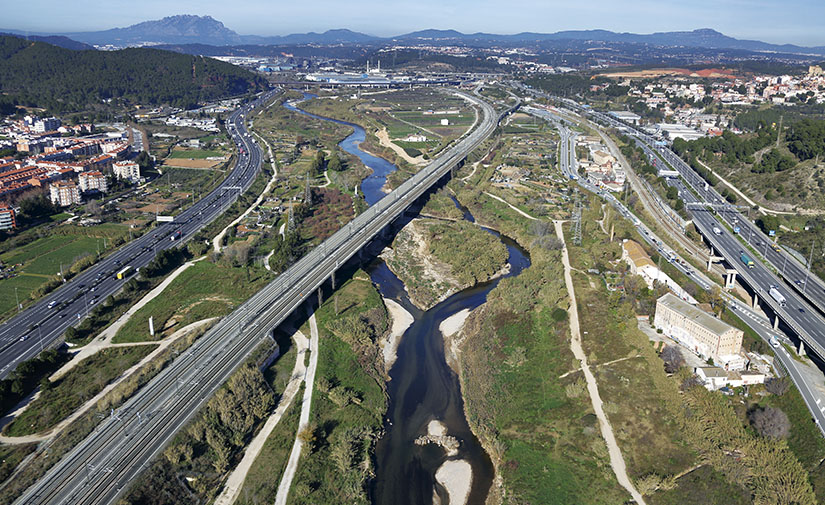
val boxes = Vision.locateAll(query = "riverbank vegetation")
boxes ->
[383,211,508,310]
[452,179,822,503]
[287,271,389,504]
[451,188,629,504]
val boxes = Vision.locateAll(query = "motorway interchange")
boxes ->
[519,85,825,432]
[0,88,279,380]
[12,90,510,505]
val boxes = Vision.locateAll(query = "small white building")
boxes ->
[695,367,766,390]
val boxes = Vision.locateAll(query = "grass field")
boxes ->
[0,235,104,316]
[24,237,100,276]
[4,345,157,436]
[0,274,46,315]
[285,273,387,504]
[112,261,274,343]
[236,393,301,504]
[168,149,223,159]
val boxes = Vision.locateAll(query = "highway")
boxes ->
[571,107,825,357]
[519,86,825,356]
[552,94,825,317]
[0,89,280,380]
[522,95,825,433]
[14,90,509,505]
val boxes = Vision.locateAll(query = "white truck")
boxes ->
[769,285,787,307]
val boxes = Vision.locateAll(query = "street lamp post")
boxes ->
[804,241,815,295]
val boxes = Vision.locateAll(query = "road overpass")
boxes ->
[520,87,825,361]
[14,90,512,505]
[518,84,825,433]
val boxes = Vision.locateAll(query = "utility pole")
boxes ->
[804,240,814,295]
[775,115,783,148]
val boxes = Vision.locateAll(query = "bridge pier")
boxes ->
[799,340,806,357]
[774,314,780,330]
[752,293,759,310]
[331,270,336,291]
[317,287,323,306]
[707,254,723,271]
[725,269,737,290]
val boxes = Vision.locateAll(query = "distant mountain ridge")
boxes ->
[3,15,824,55]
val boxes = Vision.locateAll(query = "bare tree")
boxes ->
[85,199,103,218]
[534,235,564,251]
[765,377,790,396]
[530,220,552,237]
[680,374,703,391]
[660,345,685,373]
[750,406,791,439]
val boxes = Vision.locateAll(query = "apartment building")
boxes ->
[50,181,81,207]
[78,171,108,193]
[113,160,141,183]
[0,203,15,230]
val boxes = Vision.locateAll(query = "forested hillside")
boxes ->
[0,35,267,112]
[672,118,825,209]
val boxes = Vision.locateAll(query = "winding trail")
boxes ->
[212,130,279,253]
[483,191,538,220]
[554,220,646,505]
[273,312,319,505]
[214,326,310,505]
[0,318,217,445]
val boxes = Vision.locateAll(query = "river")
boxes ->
[284,94,531,504]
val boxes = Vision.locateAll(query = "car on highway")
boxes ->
[48,300,57,309]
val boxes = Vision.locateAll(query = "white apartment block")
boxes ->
[113,161,140,183]
[78,171,108,193]
[50,181,81,207]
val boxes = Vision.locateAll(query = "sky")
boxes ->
[5,0,825,46]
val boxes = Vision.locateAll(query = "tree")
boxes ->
[310,150,326,176]
[327,151,344,171]
[708,286,725,316]
[660,345,685,373]
[85,199,103,218]
[750,406,791,439]
[765,377,790,396]
[18,193,57,219]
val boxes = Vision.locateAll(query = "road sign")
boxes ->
[769,229,776,237]
[734,226,740,234]
[156,215,174,222]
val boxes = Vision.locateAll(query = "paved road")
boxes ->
[519,86,825,359]
[0,89,279,380]
[517,86,825,434]
[14,90,509,505]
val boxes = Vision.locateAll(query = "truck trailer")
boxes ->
[769,285,787,307]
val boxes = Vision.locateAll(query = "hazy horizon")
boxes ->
[5,0,825,47]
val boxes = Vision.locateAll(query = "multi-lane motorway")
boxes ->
[14,90,508,505]
[0,89,280,380]
[521,92,825,432]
